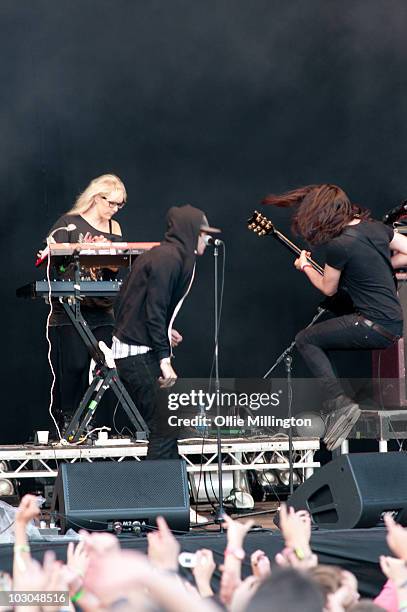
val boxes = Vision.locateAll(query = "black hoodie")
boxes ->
[114,205,205,360]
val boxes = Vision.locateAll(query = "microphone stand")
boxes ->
[284,354,294,495]
[263,307,326,495]
[212,243,224,528]
[263,307,325,379]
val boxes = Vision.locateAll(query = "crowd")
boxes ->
[2,494,407,611]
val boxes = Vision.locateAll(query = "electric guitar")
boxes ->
[247,210,354,315]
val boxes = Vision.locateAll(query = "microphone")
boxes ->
[203,235,224,247]
[46,223,77,244]
[36,224,77,267]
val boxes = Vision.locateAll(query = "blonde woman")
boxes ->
[51,173,125,242]
[45,174,127,432]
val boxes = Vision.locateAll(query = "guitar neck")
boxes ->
[272,229,324,276]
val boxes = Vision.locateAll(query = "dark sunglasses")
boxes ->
[101,195,126,210]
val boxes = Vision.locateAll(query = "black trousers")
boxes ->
[295,313,395,400]
[115,352,179,460]
[50,324,114,426]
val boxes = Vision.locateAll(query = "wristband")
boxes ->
[224,546,245,561]
[71,589,84,603]
[301,263,312,272]
[13,544,30,553]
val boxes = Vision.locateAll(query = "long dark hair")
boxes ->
[262,184,370,245]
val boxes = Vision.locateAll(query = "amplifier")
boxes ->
[372,276,407,408]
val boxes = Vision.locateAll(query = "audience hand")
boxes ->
[147,516,180,571]
[219,514,254,606]
[85,549,149,607]
[380,555,407,587]
[278,503,312,552]
[41,552,71,612]
[275,546,318,571]
[86,549,218,612]
[219,565,242,607]
[80,530,121,557]
[12,558,47,603]
[223,513,254,547]
[250,550,271,579]
[192,549,216,597]
[384,514,407,561]
[66,540,89,596]
[15,494,41,525]
[229,576,260,612]
[318,569,359,612]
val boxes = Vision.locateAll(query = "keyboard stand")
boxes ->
[61,254,148,442]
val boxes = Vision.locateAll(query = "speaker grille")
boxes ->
[347,453,407,504]
[63,460,187,511]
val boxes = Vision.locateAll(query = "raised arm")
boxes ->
[295,251,341,296]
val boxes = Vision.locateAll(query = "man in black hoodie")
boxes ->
[112,204,221,459]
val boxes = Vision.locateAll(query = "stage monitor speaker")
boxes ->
[283,452,407,529]
[51,459,189,534]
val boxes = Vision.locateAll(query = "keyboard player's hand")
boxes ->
[92,234,111,243]
[82,232,111,244]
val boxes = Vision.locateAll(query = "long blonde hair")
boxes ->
[67,174,127,215]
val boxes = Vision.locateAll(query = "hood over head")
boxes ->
[163,204,206,255]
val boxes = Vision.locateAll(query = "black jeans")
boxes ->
[115,352,179,460]
[295,314,396,399]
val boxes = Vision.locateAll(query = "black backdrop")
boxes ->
[2,0,407,442]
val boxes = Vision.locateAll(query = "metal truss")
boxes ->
[0,437,320,480]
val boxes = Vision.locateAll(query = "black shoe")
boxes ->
[325,405,361,451]
[323,393,357,415]
[322,394,353,438]
[322,395,361,450]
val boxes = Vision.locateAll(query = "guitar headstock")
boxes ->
[247,210,275,236]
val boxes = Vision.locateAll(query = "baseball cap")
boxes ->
[200,214,221,234]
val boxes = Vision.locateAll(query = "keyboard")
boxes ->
[17,280,122,299]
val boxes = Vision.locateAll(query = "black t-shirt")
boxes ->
[45,214,122,327]
[325,220,403,334]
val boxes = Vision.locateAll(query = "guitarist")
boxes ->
[263,184,407,450]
